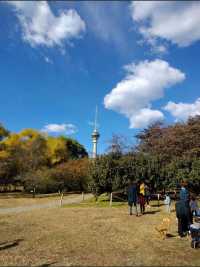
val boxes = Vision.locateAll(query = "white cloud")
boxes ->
[164,98,200,121]
[41,123,78,135]
[44,56,53,64]
[130,108,164,128]
[79,2,129,52]
[131,1,200,48]
[104,59,185,128]
[7,1,86,48]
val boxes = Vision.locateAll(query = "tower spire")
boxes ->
[94,105,98,131]
[91,106,100,159]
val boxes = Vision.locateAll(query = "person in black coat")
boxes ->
[175,196,190,237]
[127,179,138,216]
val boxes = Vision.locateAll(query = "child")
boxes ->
[164,193,171,213]
[190,196,198,216]
[145,184,151,208]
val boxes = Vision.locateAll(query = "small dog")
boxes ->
[155,217,171,240]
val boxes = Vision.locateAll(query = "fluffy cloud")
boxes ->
[131,1,200,49]
[104,59,185,128]
[41,123,78,135]
[164,98,200,121]
[7,1,85,48]
[130,108,164,128]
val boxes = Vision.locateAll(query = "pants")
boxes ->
[139,195,145,214]
[140,203,145,214]
[145,195,150,205]
[129,203,138,215]
[178,216,189,236]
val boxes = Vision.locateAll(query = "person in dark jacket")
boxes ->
[176,181,191,237]
[175,200,190,237]
[128,179,138,216]
[180,181,192,224]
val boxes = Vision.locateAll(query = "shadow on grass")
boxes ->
[38,262,57,267]
[150,203,165,207]
[166,233,177,238]
[0,238,24,251]
[144,210,161,215]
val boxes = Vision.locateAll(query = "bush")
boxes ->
[22,168,63,194]
[56,158,89,192]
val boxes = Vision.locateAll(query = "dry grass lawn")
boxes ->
[0,194,79,209]
[0,202,199,266]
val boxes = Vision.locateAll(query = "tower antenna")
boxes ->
[94,105,98,131]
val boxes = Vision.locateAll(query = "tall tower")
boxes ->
[91,106,100,159]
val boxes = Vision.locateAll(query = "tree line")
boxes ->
[0,126,88,193]
[1,116,200,195]
[89,116,200,197]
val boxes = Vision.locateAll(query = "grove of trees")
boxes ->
[88,116,200,197]
[0,125,88,193]
[1,116,200,196]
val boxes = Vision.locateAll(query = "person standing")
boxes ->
[180,181,192,225]
[189,195,199,222]
[139,180,145,214]
[145,183,151,208]
[140,180,145,196]
[127,180,138,216]
[175,198,189,237]
[164,193,171,213]
[175,181,190,237]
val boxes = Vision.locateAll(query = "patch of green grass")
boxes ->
[62,193,126,208]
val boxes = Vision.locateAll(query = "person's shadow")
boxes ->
[166,233,177,238]
[38,262,57,267]
[0,239,24,251]
[144,210,161,215]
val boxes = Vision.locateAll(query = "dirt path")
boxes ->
[0,193,93,214]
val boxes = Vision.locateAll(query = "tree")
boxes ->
[0,127,88,192]
[22,168,63,193]
[106,134,129,157]
[0,123,9,141]
[46,136,69,165]
[136,117,200,161]
[46,136,88,165]
[56,158,89,192]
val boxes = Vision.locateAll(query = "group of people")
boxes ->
[127,179,150,216]
[175,181,199,238]
[127,179,199,238]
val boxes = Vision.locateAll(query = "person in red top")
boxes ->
[139,180,145,214]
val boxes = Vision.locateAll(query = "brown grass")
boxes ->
[0,203,199,266]
[0,194,79,208]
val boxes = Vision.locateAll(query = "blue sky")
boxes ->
[0,1,200,155]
